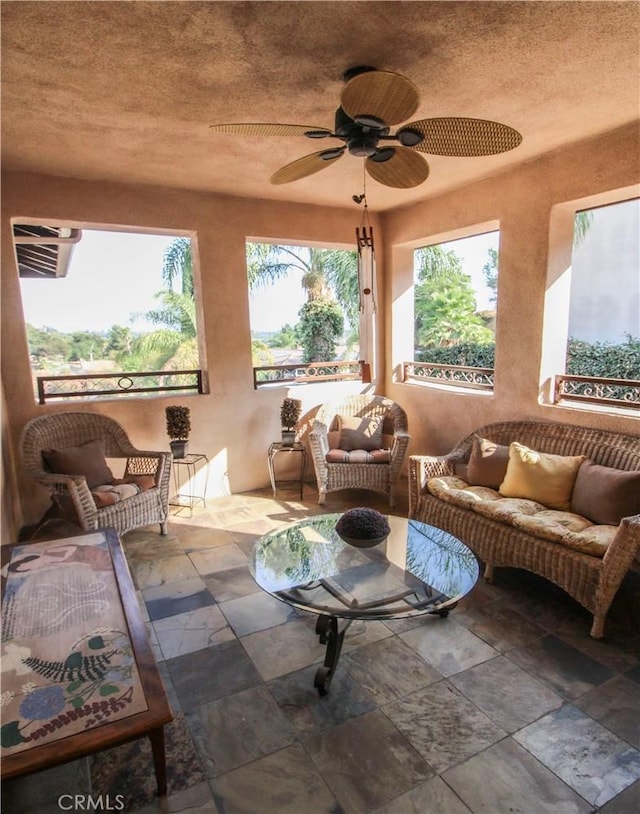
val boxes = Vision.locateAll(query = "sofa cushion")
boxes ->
[326,448,391,464]
[426,475,616,559]
[512,512,616,557]
[43,439,114,489]
[466,436,510,489]
[499,442,585,511]
[337,415,384,451]
[571,460,640,525]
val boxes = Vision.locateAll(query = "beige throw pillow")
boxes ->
[338,415,384,452]
[499,442,585,511]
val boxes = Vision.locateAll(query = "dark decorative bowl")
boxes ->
[336,533,389,548]
[335,508,391,548]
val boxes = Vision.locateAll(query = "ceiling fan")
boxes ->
[210,67,523,190]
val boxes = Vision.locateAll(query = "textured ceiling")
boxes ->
[1,1,639,212]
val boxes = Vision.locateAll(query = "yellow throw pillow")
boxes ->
[499,442,585,511]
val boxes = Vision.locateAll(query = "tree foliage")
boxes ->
[414,245,493,348]
[415,336,640,380]
[566,335,640,379]
[482,247,499,304]
[162,237,194,298]
[297,299,344,363]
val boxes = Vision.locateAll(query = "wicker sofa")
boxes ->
[409,420,640,638]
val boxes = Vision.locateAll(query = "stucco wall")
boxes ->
[2,121,639,540]
[382,122,639,457]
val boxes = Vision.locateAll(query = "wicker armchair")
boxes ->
[20,412,172,536]
[309,395,410,507]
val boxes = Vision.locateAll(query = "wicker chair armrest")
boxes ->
[32,472,88,490]
[309,428,329,481]
[408,454,456,516]
[605,514,640,559]
[32,472,99,527]
[124,450,172,507]
[309,428,329,455]
[601,514,640,585]
[124,451,171,476]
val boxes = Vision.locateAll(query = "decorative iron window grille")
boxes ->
[403,361,494,390]
[36,369,203,404]
[553,374,639,410]
[253,361,363,389]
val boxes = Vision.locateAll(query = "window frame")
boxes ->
[13,219,208,405]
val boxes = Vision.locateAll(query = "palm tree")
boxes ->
[246,243,359,331]
[162,237,194,297]
[132,238,199,370]
[135,291,199,370]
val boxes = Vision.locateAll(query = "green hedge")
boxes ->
[565,336,640,379]
[415,336,640,379]
[415,342,495,368]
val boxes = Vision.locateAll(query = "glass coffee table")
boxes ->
[249,513,479,694]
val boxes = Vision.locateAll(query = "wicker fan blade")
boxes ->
[341,71,420,126]
[270,149,345,185]
[365,147,429,189]
[404,117,522,156]
[209,123,333,138]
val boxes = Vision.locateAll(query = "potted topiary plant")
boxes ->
[165,405,191,459]
[280,398,302,447]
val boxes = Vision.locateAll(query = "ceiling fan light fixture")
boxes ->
[347,132,380,157]
[396,127,424,147]
[369,147,395,163]
[320,147,346,160]
[353,114,387,130]
[304,130,333,139]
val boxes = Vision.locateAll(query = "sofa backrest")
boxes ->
[458,420,640,472]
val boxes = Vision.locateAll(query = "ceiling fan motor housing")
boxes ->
[334,106,389,157]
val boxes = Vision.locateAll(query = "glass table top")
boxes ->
[249,513,479,621]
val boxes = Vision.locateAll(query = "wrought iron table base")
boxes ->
[312,603,457,695]
[313,616,352,696]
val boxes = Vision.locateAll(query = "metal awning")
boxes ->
[13,224,82,278]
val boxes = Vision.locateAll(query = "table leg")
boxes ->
[299,448,306,498]
[313,616,352,696]
[267,449,277,496]
[429,600,458,618]
[148,726,167,796]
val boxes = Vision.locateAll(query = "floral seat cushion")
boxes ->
[427,476,617,558]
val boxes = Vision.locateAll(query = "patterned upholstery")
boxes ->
[427,475,616,557]
[309,395,410,507]
[409,420,640,638]
[20,412,172,536]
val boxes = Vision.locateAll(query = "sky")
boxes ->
[20,230,176,334]
[19,229,498,336]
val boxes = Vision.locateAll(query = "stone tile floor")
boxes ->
[3,485,640,814]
